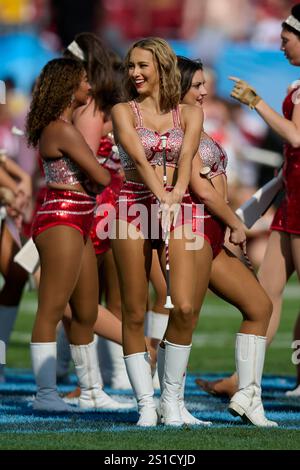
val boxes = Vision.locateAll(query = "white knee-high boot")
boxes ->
[30,342,73,412]
[70,339,132,410]
[98,338,131,389]
[159,340,192,426]
[157,343,211,426]
[145,310,169,389]
[229,334,278,427]
[0,305,18,381]
[124,352,157,426]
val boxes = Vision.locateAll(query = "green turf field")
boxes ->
[1,275,299,451]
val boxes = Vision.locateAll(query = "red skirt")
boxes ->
[271,154,300,234]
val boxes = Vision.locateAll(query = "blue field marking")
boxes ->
[0,370,299,433]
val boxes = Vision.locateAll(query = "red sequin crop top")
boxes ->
[199,135,228,179]
[118,100,184,171]
[42,156,85,185]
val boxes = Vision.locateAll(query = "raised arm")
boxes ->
[229,76,300,148]
[56,123,111,187]
[174,104,203,199]
[255,98,300,148]
[111,103,165,201]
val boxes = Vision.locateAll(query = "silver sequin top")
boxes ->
[199,136,228,179]
[118,100,183,171]
[42,156,85,185]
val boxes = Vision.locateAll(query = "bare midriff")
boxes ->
[48,182,87,194]
[124,165,178,187]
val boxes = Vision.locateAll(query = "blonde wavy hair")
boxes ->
[124,37,181,112]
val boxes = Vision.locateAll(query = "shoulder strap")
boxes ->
[129,100,143,127]
[172,105,182,128]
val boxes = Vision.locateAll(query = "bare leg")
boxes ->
[146,251,170,365]
[157,228,212,426]
[196,231,294,398]
[112,221,157,426]
[104,249,122,320]
[68,237,100,345]
[159,229,209,345]
[31,226,88,411]
[288,235,300,389]
[259,231,294,345]
[99,249,131,389]
[193,238,213,326]
[111,221,152,355]
[32,226,86,342]
[93,306,122,344]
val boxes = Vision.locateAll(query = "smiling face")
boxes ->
[127,47,160,96]
[281,28,300,66]
[181,69,208,107]
[74,71,91,106]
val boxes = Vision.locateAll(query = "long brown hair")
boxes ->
[26,58,84,148]
[124,37,181,112]
[64,33,122,113]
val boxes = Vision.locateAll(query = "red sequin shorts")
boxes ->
[115,180,193,247]
[192,196,225,259]
[31,188,96,242]
[90,170,123,255]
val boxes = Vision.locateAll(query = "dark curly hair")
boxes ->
[64,33,122,114]
[26,58,85,148]
[124,37,181,112]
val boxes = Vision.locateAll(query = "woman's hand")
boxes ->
[228,222,247,247]
[158,190,182,234]
[0,187,15,206]
[16,174,32,202]
[229,76,261,110]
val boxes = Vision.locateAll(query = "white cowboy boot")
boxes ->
[31,342,73,412]
[98,338,131,389]
[70,339,132,410]
[159,340,191,426]
[229,334,278,427]
[144,310,169,390]
[124,351,157,426]
[157,343,211,426]
[144,310,169,340]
